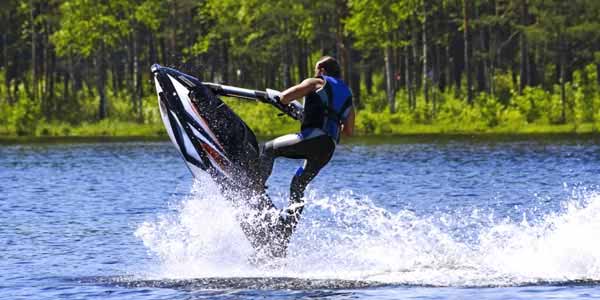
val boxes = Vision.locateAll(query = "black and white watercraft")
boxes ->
[151,64,303,258]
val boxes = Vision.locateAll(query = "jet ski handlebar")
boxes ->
[202,82,304,121]
[202,82,266,101]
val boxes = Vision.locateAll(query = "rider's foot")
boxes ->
[279,202,304,223]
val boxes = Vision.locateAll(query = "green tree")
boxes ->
[52,0,138,119]
[526,0,600,123]
[346,0,417,113]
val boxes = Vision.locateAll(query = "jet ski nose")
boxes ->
[151,63,161,74]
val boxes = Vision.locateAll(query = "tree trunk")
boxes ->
[394,35,403,92]
[411,24,419,107]
[351,68,361,108]
[47,45,56,119]
[12,50,20,102]
[365,62,373,94]
[422,0,429,104]
[112,55,121,95]
[13,78,20,103]
[297,42,307,79]
[132,30,142,121]
[519,37,529,94]
[40,15,48,105]
[349,46,361,108]
[489,26,497,97]
[475,3,488,93]
[452,34,462,95]
[282,43,291,88]
[384,45,395,113]
[266,64,275,89]
[209,58,216,82]
[30,0,37,102]
[559,49,566,124]
[411,18,421,90]
[519,0,530,94]
[3,32,10,103]
[432,9,442,92]
[408,42,419,109]
[1,31,5,69]
[148,32,157,65]
[445,40,451,93]
[73,60,82,93]
[97,48,107,120]
[405,49,413,110]
[64,57,70,105]
[529,52,538,86]
[136,49,143,123]
[59,69,68,116]
[463,0,473,104]
[433,44,442,115]
[222,42,229,83]
[159,36,167,66]
[597,63,600,86]
[42,26,49,106]
[398,51,406,89]
[169,2,177,66]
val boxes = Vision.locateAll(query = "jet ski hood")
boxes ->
[151,64,261,185]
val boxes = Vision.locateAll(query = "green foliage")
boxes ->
[133,0,165,31]
[35,120,165,137]
[52,0,127,57]
[8,99,42,136]
[346,0,416,49]
[189,0,314,75]
[2,79,600,138]
[512,86,550,123]
[3,0,600,139]
[492,72,516,105]
[0,102,12,136]
[572,64,599,124]
[224,98,298,136]
[363,89,388,112]
[497,108,528,132]
[51,0,163,57]
[348,81,600,135]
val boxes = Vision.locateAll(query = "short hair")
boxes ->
[316,56,341,78]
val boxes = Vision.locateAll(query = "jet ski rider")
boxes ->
[260,56,355,233]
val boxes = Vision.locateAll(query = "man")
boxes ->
[260,56,355,237]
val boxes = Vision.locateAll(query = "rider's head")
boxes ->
[314,56,341,78]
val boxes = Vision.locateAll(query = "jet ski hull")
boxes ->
[151,64,290,257]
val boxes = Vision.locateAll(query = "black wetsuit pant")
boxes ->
[254,129,335,257]
[260,129,336,216]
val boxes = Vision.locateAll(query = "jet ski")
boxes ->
[151,64,303,258]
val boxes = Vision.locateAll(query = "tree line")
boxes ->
[1,0,600,135]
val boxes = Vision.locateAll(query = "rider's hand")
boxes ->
[266,89,282,104]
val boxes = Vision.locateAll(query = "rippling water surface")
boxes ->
[2,136,600,299]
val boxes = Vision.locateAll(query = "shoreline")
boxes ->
[1,131,598,145]
[0,135,169,145]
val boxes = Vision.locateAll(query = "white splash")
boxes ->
[135,176,256,278]
[136,180,600,287]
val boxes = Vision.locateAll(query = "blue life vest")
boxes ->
[301,75,353,142]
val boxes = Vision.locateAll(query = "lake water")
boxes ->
[2,136,600,299]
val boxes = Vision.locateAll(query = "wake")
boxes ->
[135,178,600,287]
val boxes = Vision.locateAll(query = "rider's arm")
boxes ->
[280,78,324,105]
[342,108,355,137]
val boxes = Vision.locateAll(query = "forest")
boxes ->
[1,0,600,137]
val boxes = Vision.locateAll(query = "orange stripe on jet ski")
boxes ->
[201,142,227,171]
[190,103,226,153]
